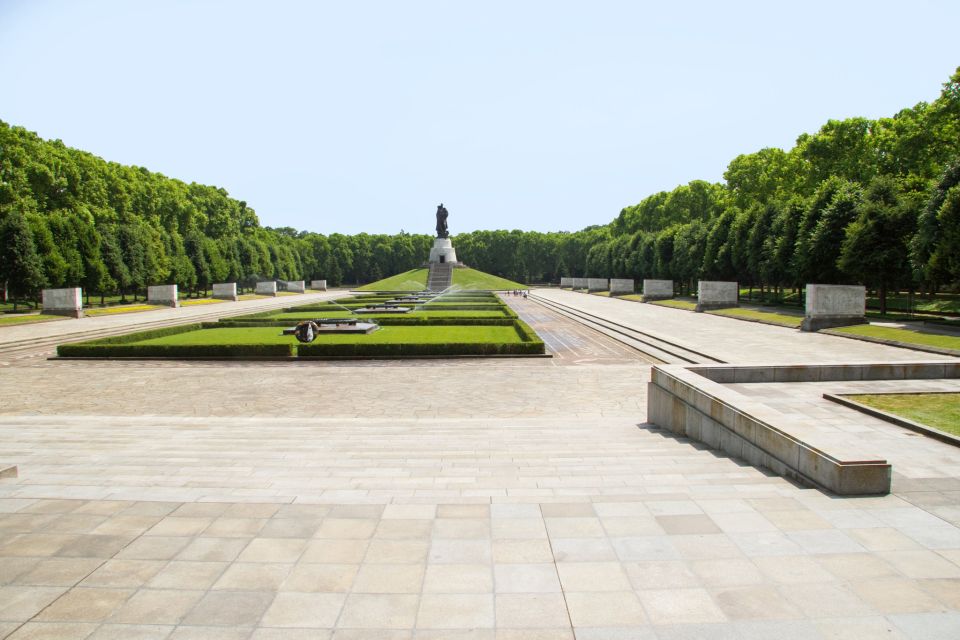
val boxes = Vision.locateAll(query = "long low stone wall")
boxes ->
[42,288,83,318]
[212,282,238,301]
[642,279,673,300]
[696,280,737,312]
[647,362,960,495]
[310,280,327,291]
[586,278,608,292]
[802,284,866,331]
[147,284,179,308]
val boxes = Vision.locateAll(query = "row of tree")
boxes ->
[2,68,959,309]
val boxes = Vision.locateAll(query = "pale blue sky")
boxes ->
[1,0,958,235]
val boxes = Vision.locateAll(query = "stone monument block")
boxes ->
[696,281,738,312]
[560,277,572,289]
[285,280,305,293]
[256,281,277,297]
[311,280,327,291]
[587,278,608,292]
[609,279,635,295]
[428,238,458,264]
[42,287,83,318]
[572,277,588,290]
[801,284,866,331]
[212,282,238,301]
[147,284,179,308]
[642,279,674,301]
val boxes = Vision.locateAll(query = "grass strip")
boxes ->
[846,393,960,436]
[708,307,802,328]
[0,314,68,326]
[650,299,697,311]
[85,304,163,316]
[831,324,960,352]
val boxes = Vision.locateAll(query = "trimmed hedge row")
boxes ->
[215,317,518,328]
[59,343,294,358]
[297,340,542,357]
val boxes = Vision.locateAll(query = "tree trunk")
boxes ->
[880,284,887,315]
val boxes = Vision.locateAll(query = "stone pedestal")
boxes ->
[642,279,673,301]
[696,281,738,312]
[212,283,238,301]
[42,288,83,318]
[311,280,327,291]
[801,284,866,331]
[587,278,608,292]
[256,281,277,297]
[610,279,635,295]
[285,280,305,294]
[572,277,588,290]
[560,277,573,288]
[428,238,458,264]
[147,284,179,308]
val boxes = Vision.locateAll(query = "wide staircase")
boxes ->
[426,262,454,291]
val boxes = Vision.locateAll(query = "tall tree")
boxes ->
[0,208,46,309]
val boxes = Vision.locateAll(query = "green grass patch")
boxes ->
[85,304,163,316]
[847,393,960,436]
[356,269,428,291]
[831,324,960,352]
[0,314,69,326]
[707,307,802,328]
[181,298,225,306]
[650,298,697,311]
[615,294,644,302]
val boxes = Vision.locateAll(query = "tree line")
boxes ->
[1,68,959,310]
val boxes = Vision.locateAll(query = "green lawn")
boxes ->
[847,393,960,436]
[650,299,697,311]
[831,324,960,352]
[134,325,525,346]
[0,314,68,326]
[615,294,644,302]
[708,307,802,328]
[357,267,527,291]
[355,269,428,291]
[181,298,225,306]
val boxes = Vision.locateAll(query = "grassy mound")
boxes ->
[357,267,526,291]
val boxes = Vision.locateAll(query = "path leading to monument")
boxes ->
[532,288,959,364]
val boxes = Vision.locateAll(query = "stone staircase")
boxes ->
[427,262,454,291]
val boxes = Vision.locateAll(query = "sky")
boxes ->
[1,1,958,236]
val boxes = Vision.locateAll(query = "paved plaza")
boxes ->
[1,290,959,639]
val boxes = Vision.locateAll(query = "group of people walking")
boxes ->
[507,289,528,298]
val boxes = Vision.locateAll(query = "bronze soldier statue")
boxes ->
[435,203,449,239]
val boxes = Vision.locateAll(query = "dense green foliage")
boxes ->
[6,68,960,307]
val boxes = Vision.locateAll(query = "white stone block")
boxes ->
[609,279,634,295]
[42,287,83,318]
[696,281,738,311]
[285,280,305,293]
[802,284,866,331]
[147,284,179,308]
[428,237,458,264]
[311,280,327,291]
[643,279,673,300]
[572,277,588,290]
[560,277,573,288]
[212,282,238,301]
[256,281,277,296]
[587,278,608,292]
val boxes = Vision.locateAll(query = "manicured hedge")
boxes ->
[297,340,542,357]
[59,342,294,358]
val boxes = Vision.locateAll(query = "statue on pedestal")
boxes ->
[435,203,449,239]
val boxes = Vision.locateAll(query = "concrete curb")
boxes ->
[824,392,960,448]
